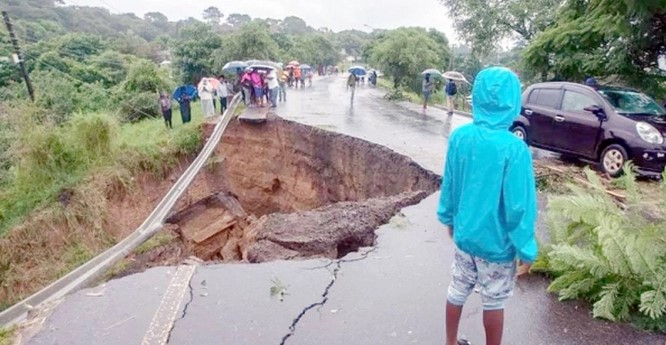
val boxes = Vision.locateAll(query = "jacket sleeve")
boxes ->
[502,145,538,263]
[436,135,456,227]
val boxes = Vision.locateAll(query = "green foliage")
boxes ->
[543,167,666,325]
[439,0,562,57]
[0,326,15,345]
[369,27,451,94]
[523,0,666,97]
[118,92,160,122]
[0,109,204,235]
[171,22,223,83]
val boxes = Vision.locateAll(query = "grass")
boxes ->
[102,258,130,282]
[134,231,177,255]
[0,106,205,236]
[0,326,15,345]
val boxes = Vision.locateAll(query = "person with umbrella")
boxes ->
[347,72,358,102]
[294,67,302,89]
[423,73,435,110]
[240,68,253,106]
[173,85,195,124]
[198,78,215,117]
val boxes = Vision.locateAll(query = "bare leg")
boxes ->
[446,302,463,345]
[483,309,504,345]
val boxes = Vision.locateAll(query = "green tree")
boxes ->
[439,0,562,57]
[231,22,281,61]
[226,13,252,28]
[523,0,666,96]
[171,22,222,83]
[280,16,311,35]
[203,6,223,25]
[369,27,451,92]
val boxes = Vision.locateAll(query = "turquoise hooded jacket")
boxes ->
[437,67,538,263]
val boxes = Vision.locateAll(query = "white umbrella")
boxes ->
[442,71,470,84]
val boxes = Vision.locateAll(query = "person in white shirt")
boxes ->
[198,78,215,117]
[266,69,280,108]
[216,75,229,114]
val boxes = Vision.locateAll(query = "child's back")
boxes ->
[437,67,537,345]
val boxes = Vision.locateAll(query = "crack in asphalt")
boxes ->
[304,247,378,271]
[280,247,376,345]
[279,262,341,345]
[166,266,197,344]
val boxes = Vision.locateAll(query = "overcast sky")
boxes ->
[67,0,460,43]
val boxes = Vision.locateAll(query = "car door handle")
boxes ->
[524,109,533,115]
[554,115,565,122]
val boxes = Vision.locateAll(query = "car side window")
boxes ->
[527,89,540,104]
[534,89,560,109]
[562,91,598,112]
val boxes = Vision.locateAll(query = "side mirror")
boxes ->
[584,105,606,119]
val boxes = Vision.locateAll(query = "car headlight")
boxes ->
[636,122,664,144]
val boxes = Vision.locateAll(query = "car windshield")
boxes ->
[598,89,666,116]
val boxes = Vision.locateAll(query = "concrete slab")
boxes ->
[239,107,269,124]
[166,260,335,345]
[24,267,183,345]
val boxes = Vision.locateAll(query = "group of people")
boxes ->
[239,67,285,108]
[422,74,458,114]
[286,66,314,88]
[158,76,235,129]
[346,70,379,102]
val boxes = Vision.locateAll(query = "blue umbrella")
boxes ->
[173,85,197,102]
[348,66,367,76]
[222,61,249,73]
[300,64,313,70]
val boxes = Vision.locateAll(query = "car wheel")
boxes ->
[600,144,628,177]
[512,126,527,142]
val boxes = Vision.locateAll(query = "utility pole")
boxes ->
[2,11,34,102]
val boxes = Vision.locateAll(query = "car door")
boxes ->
[550,89,604,159]
[523,88,563,148]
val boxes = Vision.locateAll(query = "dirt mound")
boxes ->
[242,191,429,263]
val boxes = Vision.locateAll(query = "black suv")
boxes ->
[511,82,666,177]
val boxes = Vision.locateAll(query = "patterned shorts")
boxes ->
[447,249,517,310]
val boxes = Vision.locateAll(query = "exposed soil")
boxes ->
[119,114,441,272]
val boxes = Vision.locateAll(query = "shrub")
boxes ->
[542,166,666,325]
[118,91,159,122]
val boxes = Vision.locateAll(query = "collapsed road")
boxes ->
[15,76,663,345]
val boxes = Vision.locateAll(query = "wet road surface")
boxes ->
[21,76,664,345]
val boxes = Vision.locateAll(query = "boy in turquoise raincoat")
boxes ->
[437,67,537,345]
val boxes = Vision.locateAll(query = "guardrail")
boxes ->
[0,93,243,327]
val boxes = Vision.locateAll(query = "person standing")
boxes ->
[422,74,435,110]
[438,67,537,345]
[294,67,302,89]
[216,75,229,114]
[174,86,192,124]
[198,78,215,117]
[250,69,264,107]
[278,70,288,102]
[240,68,253,106]
[445,79,458,115]
[158,93,173,129]
[267,69,279,108]
[347,72,357,102]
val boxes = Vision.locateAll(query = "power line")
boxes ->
[21,50,159,120]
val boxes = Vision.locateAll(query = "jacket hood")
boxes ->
[472,67,522,130]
